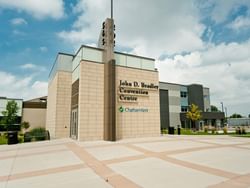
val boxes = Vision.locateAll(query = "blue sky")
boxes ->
[0,0,250,116]
[0,0,76,79]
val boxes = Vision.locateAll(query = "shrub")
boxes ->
[204,126,208,133]
[161,129,168,134]
[236,127,241,134]
[18,135,24,143]
[0,135,7,145]
[21,121,30,131]
[24,132,32,142]
[223,127,228,134]
[242,127,246,134]
[29,128,47,141]
[211,127,215,134]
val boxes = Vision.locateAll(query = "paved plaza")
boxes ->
[0,135,250,188]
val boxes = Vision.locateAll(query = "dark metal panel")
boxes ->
[23,102,47,109]
[188,84,204,110]
[160,89,170,129]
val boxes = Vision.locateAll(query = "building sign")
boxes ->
[118,80,158,102]
[119,106,148,113]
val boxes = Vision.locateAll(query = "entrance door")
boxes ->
[70,108,78,139]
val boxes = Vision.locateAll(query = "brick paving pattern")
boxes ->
[0,136,250,188]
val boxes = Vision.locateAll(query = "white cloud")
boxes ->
[12,29,26,36]
[56,0,250,116]
[228,16,250,30]
[39,46,48,52]
[0,71,48,100]
[0,0,65,19]
[58,0,205,56]
[31,81,48,92]
[20,63,46,72]
[20,63,36,69]
[10,18,27,26]
[201,41,250,65]
[157,40,250,116]
[204,0,250,24]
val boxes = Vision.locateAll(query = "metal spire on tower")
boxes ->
[111,0,113,19]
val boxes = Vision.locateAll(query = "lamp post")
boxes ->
[220,102,224,129]
[225,107,228,127]
[220,102,224,112]
[224,107,228,118]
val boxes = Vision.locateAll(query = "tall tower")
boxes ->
[98,0,116,141]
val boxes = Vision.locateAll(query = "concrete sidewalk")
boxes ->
[0,135,250,188]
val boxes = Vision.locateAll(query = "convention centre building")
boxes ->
[45,18,224,141]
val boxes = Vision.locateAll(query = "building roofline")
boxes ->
[159,81,188,87]
[49,52,74,79]
[73,45,155,62]
[81,44,104,51]
[159,81,209,89]
[71,45,103,62]
[24,96,47,102]
[58,52,74,57]
[50,45,156,80]
[228,117,250,120]
[115,51,155,61]
[0,97,23,101]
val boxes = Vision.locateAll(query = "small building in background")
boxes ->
[22,96,47,130]
[228,118,250,127]
[159,82,225,129]
[0,96,47,131]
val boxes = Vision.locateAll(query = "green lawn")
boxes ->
[230,133,250,138]
[180,129,208,135]
[161,128,250,137]
[162,129,220,135]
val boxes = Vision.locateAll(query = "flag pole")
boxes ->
[111,0,113,19]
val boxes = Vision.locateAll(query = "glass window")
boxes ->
[180,91,187,98]
[181,106,188,112]
[83,47,102,63]
[141,59,155,70]
[204,95,209,99]
[127,56,141,69]
[115,53,126,66]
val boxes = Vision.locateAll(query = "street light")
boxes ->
[220,102,224,112]
[220,102,224,128]
[224,107,228,118]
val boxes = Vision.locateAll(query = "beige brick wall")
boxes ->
[46,74,58,138]
[47,61,160,141]
[116,66,161,139]
[78,61,104,141]
[46,71,72,138]
[22,108,46,130]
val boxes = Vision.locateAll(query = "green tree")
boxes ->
[230,113,242,118]
[1,100,20,129]
[211,105,220,112]
[186,104,202,130]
